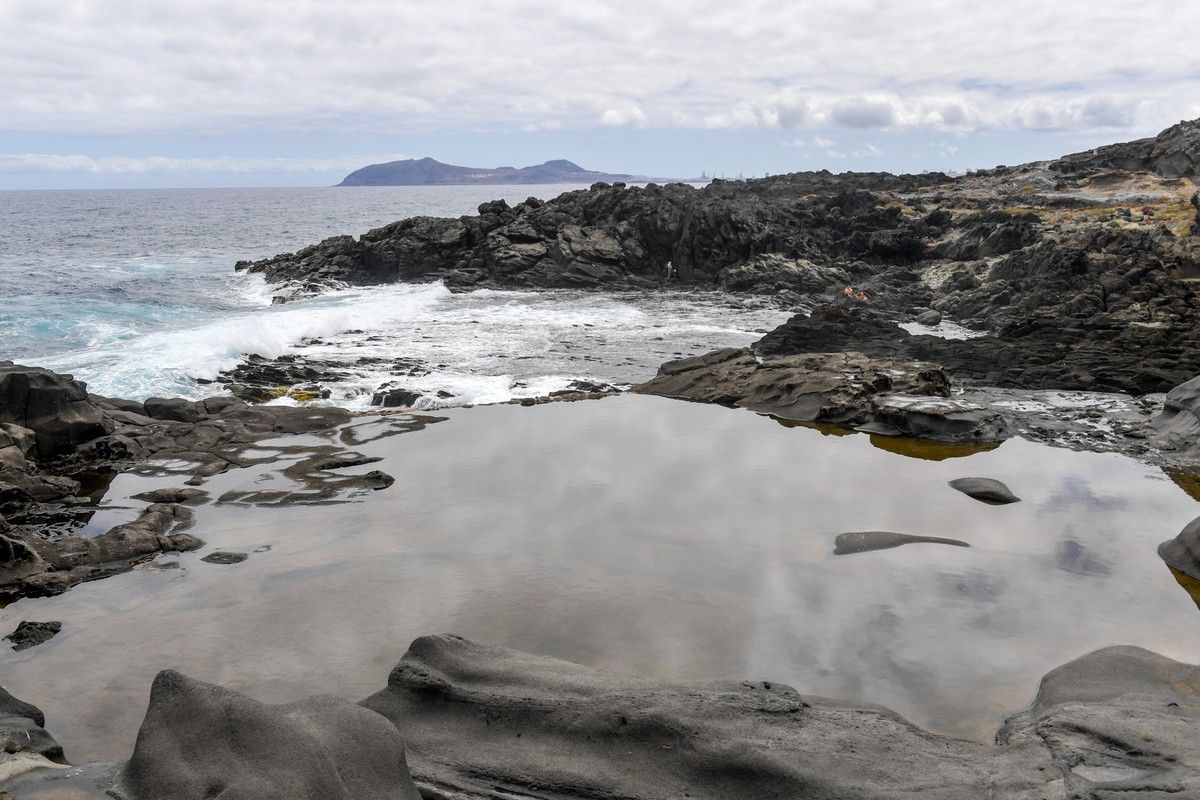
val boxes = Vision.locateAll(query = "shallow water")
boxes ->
[2,395,1198,763]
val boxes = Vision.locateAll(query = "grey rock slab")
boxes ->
[948,477,1021,504]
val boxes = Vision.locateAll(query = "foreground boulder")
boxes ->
[0,684,65,782]
[360,636,1200,800]
[111,671,421,800]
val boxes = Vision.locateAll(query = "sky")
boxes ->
[2,0,1199,189]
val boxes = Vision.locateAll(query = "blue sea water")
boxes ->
[1,186,787,405]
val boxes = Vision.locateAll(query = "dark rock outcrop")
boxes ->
[1051,118,1200,179]
[111,670,421,800]
[633,347,1004,443]
[949,477,1021,504]
[3,620,62,651]
[1152,374,1200,458]
[0,363,109,459]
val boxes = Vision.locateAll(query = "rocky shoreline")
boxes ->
[3,122,1200,798]
[3,635,1198,798]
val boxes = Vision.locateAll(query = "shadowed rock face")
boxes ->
[0,684,65,782]
[111,671,421,800]
[356,636,1200,800]
[1159,515,1200,581]
[948,477,1021,504]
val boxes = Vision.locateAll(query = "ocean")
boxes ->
[0,186,787,406]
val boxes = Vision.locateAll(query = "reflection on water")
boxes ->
[1169,566,1200,610]
[1,394,1199,764]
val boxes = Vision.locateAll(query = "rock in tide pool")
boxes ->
[111,670,421,800]
[948,477,1021,504]
[200,551,247,565]
[0,684,66,782]
[4,620,61,651]
[833,531,970,555]
[1159,515,1200,581]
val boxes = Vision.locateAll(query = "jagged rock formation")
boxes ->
[0,362,422,601]
[237,120,1200,399]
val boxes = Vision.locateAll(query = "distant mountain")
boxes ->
[338,157,661,186]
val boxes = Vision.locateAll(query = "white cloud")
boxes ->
[813,136,837,148]
[0,153,405,175]
[0,0,1196,137]
[600,106,648,127]
[851,143,884,158]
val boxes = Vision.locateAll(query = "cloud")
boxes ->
[600,106,648,127]
[0,0,1196,138]
[0,153,404,175]
[813,136,836,148]
[851,143,883,158]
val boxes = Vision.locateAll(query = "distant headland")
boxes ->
[337,157,666,186]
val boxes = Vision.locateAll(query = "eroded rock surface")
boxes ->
[111,670,421,800]
[357,635,1200,800]
[0,684,66,782]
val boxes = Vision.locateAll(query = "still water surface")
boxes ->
[2,395,1198,763]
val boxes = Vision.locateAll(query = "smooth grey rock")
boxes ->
[915,309,943,326]
[111,670,421,800]
[362,635,1200,800]
[130,487,210,506]
[875,397,1011,443]
[1159,515,1200,580]
[948,477,1021,504]
[834,531,970,555]
[1152,374,1200,458]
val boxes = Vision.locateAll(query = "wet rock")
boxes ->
[1,503,201,599]
[915,309,942,326]
[112,670,421,800]
[361,470,394,490]
[0,363,109,459]
[142,398,206,424]
[130,487,210,505]
[833,531,970,555]
[948,477,1021,504]
[1158,515,1200,581]
[635,348,950,429]
[0,684,66,782]
[201,551,248,565]
[371,387,422,408]
[4,620,62,651]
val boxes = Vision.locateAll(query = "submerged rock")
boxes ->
[4,620,62,651]
[948,477,1022,504]
[112,670,421,800]
[200,551,248,565]
[1159,515,1200,581]
[833,531,970,555]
